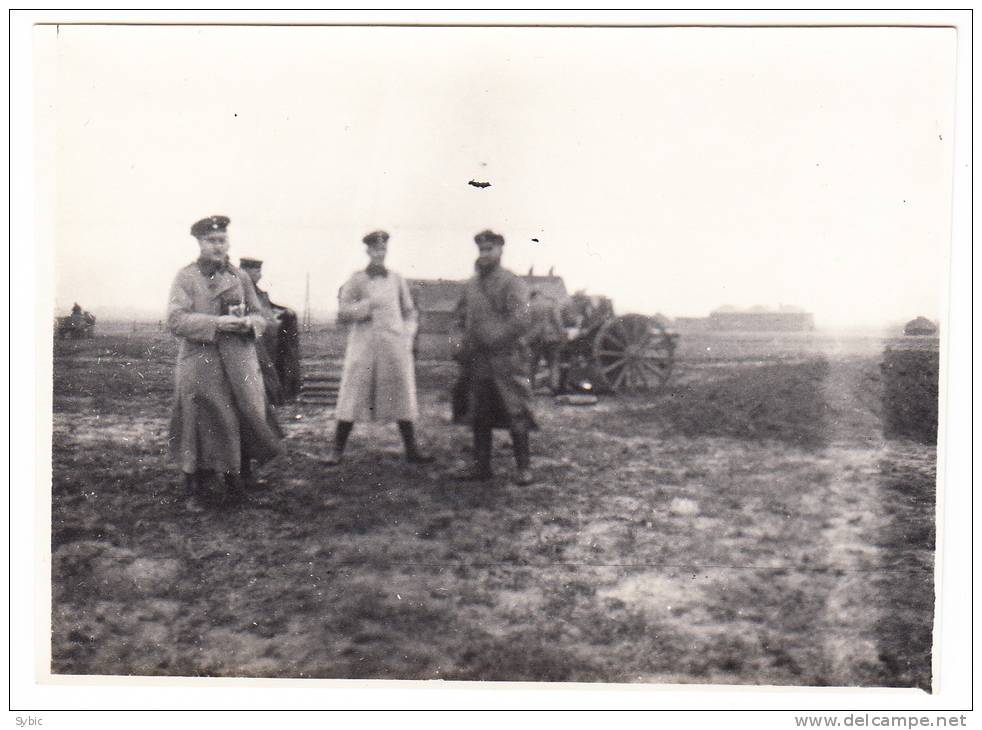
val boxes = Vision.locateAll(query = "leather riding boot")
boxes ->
[456,426,493,480]
[325,420,353,466]
[224,472,247,504]
[511,427,534,486]
[240,455,256,489]
[196,470,226,504]
[398,420,435,464]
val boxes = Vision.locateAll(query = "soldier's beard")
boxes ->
[475,258,500,276]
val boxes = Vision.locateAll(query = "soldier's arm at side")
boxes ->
[551,302,565,334]
[487,276,532,348]
[166,271,221,342]
[337,275,372,323]
[238,270,268,337]
[450,291,470,360]
[398,276,420,340]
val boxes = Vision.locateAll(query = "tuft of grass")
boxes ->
[624,359,830,449]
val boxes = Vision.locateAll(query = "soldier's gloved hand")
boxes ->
[246,314,266,336]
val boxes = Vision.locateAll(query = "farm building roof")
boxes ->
[408,279,465,313]
[410,274,571,313]
[523,275,568,301]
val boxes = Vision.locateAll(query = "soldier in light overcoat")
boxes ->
[167,215,283,504]
[324,230,433,465]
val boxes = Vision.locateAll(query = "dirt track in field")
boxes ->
[50,327,937,688]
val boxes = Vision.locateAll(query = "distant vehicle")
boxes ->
[410,273,679,394]
[55,303,96,339]
[903,316,938,337]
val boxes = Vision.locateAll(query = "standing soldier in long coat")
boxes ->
[239,257,285,407]
[239,257,302,405]
[453,229,536,485]
[528,289,566,394]
[167,215,284,504]
[324,230,433,465]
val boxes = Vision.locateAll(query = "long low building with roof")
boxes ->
[708,306,815,332]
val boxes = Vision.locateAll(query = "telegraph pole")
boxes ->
[302,272,311,333]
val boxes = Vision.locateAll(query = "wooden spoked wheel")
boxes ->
[592,314,675,393]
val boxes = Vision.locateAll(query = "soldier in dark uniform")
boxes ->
[528,289,566,393]
[452,230,536,486]
[239,257,302,404]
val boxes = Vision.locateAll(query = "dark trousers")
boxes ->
[530,340,563,392]
[471,378,530,471]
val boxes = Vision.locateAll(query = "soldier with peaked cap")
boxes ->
[167,215,283,506]
[324,230,433,465]
[239,257,302,405]
[452,229,536,485]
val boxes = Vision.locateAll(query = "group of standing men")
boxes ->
[167,215,538,507]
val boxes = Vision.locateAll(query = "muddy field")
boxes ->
[50,324,938,689]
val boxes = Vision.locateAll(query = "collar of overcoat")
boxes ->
[196,257,240,300]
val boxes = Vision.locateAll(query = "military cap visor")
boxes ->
[191,215,230,238]
[474,229,505,246]
[362,230,390,246]
[239,258,263,269]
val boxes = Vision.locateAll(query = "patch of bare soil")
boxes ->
[49,331,937,687]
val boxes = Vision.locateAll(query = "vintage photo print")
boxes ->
[25,17,965,708]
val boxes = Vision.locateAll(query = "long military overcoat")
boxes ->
[453,264,535,428]
[335,270,419,423]
[167,261,284,474]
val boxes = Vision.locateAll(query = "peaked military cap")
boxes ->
[474,229,505,246]
[190,215,230,238]
[362,230,390,246]
[239,257,263,269]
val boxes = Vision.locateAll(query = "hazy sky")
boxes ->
[40,25,956,327]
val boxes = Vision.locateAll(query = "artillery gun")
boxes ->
[559,290,678,394]
[409,273,679,394]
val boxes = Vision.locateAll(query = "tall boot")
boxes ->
[240,445,256,489]
[224,471,247,505]
[182,472,207,512]
[398,420,435,464]
[324,420,353,466]
[456,426,493,480]
[511,427,534,486]
[195,470,226,505]
[547,349,563,394]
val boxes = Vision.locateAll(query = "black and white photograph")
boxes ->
[11,10,973,719]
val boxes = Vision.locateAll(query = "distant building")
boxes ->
[708,306,815,332]
[408,279,462,335]
[674,316,712,332]
[523,274,569,303]
[904,316,938,336]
